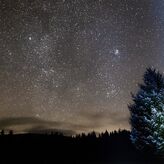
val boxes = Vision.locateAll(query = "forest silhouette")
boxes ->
[0,129,163,164]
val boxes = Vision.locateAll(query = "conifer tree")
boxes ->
[129,68,164,156]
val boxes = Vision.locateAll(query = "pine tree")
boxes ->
[129,68,164,156]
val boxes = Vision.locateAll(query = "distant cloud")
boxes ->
[0,117,60,128]
[0,112,130,135]
[27,126,75,136]
[0,117,75,135]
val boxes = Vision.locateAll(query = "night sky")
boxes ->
[0,0,164,135]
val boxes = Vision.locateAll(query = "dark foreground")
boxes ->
[0,130,163,164]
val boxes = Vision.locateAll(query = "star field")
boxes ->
[0,0,164,134]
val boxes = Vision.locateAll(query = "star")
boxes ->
[114,49,119,55]
[106,92,110,98]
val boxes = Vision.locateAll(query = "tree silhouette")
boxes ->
[129,68,164,156]
[9,130,13,135]
[1,130,4,136]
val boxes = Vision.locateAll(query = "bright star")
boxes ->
[114,49,119,55]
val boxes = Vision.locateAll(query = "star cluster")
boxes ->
[0,0,164,134]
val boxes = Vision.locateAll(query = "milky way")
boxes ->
[0,0,164,134]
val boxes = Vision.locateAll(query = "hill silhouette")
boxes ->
[0,129,163,164]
